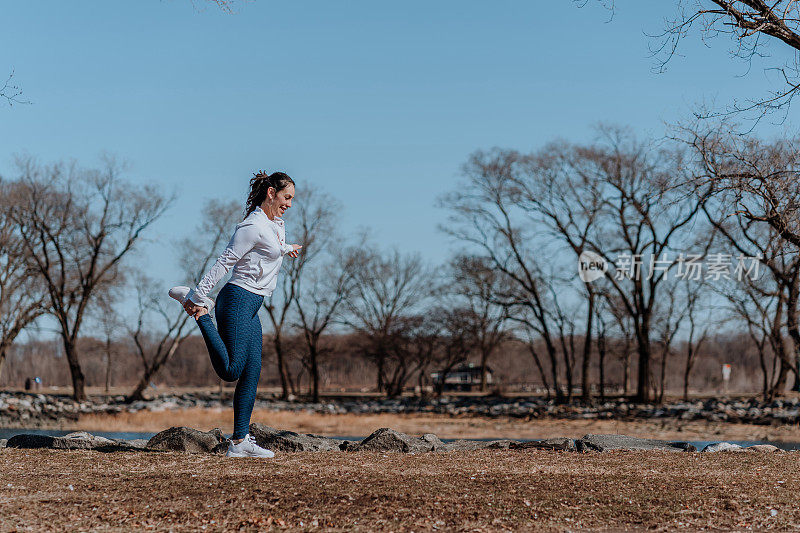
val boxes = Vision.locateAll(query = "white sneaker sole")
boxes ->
[226,450,275,458]
[168,286,191,304]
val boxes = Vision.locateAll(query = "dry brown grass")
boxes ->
[74,407,800,443]
[0,448,798,531]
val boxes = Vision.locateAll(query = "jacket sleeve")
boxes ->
[188,222,260,307]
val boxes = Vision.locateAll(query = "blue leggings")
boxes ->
[196,283,264,439]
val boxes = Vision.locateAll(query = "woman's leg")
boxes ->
[232,319,263,439]
[196,284,261,383]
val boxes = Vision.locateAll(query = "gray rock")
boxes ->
[746,444,780,452]
[7,431,142,452]
[441,439,492,451]
[701,442,744,452]
[0,439,6,448]
[146,427,225,453]
[421,433,446,451]
[577,434,696,452]
[338,440,357,451]
[484,440,516,450]
[510,438,576,452]
[249,423,341,452]
[355,428,440,453]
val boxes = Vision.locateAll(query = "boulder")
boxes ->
[746,444,781,453]
[7,434,58,449]
[484,440,516,450]
[355,428,441,453]
[249,423,341,452]
[701,442,744,452]
[576,434,696,452]
[146,427,225,453]
[442,439,519,451]
[510,438,576,452]
[6,431,143,452]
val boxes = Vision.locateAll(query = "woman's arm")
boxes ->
[187,222,260,308]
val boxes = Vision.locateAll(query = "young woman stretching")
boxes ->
[169,171,301,458]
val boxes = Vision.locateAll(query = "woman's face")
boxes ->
[266,183,294,218]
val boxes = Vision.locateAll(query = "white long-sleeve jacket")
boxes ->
[188,206,293,307]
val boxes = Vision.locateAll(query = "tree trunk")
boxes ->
[480,348,488,393]
[63,336,86,401]
[634,320,652,403]
[757,343,769,400]
[309,343,320,403]
[273,336,291,400]
[683,346,693,402]
[772,357,789,398]
[375,350,386,393]
[544,341,565,403]
[127,337,183,403]
[580,290,594,403]
[658,347,668,404]
[104,337,113,394]
[0,347,6,383]
[783,276,800,392]
[622,344,630,397]
[527,344,550,400]
[597,331,606,402]
[127,375,149,402]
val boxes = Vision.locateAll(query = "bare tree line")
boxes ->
[4,122,800,403]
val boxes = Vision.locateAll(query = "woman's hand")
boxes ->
[287,244,303,258]
[183,300,209,319]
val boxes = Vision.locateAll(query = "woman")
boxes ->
[169,171,302,458]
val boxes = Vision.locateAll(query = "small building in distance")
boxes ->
[431,362,493,392]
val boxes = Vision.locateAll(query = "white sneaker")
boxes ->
[226,434,275,458]
[169,286,214,311]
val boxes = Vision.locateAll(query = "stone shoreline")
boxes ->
[2,390,799,429]
[0,425,786,455]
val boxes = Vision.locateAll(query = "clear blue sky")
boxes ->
[1,1,794,286]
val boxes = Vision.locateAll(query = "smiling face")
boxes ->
[262,183,295,219]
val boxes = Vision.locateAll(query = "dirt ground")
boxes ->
[75,407,800,443]
[1,448,798,532]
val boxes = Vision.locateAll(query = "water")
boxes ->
[2,428,799,450]
[0,429,156,441]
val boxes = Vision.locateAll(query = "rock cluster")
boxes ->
[0,426,787,454]
[2,391,800,429]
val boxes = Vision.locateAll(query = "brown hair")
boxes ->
[244,170,295,219]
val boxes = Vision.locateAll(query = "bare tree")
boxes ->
[448,256,509,392]
[573,127,710,402]
[651,278,685,403]
[681,286,711,400]
[0,70,27,107]
[8,156,170,400]
[126,199,240,401]
[440,149,571,402]
[427,306,481,397]
[263,186,336,399]
[682,123,800,392]
[294,252,357,402]
[0,180,45,381]
[650,1,800,117]
[442,128,711,403]
[344,248,431,396]
[90,296,123,394]
[514,144,606,401]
